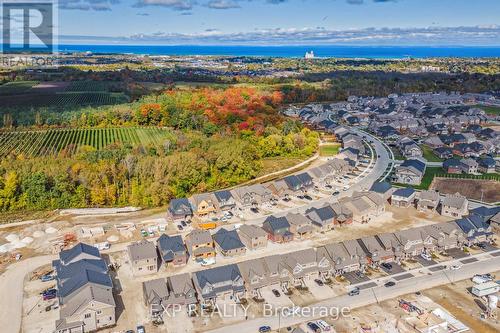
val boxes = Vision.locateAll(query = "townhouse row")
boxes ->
[141,211,496,315]
[167,158,354,223]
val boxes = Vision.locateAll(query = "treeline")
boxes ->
[0,123,318,212]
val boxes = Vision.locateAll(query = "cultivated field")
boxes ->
[431,178,500,203]
[0,127,173,157]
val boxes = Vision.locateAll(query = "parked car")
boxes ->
[314,279,324,286]
[384,281,396,287]
[307,321,321,333]
[140,229,148,237]
[181,221,187,227]
[258,326,271,333]
[137,325,145,333]
[177,225,183,231]
[250,207,259,214]
[43,293,56,301]
[317,319,331,331]
[272,289,281,297]
[41,288,57,296]
[303,195,312,201]
[348,287,360,296]
[381,262,392,270]
[477,242,487,250]
[332,191,340,196]
[449,264,462,270]
[40,274,55,282]
[420,253,432,261]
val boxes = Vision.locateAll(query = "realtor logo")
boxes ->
[1,1,56,53]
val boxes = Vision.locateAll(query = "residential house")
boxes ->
[440,193,469,218]
[213,228,246,257]
[167,198,193,222]
[305,205,336,232]
[237,225,268,250]
[127,239,158,276]
[478,157,496,173]
[231,184,273,208]
[369,181,394,201]
[417,190,440,212]
[262,215,294,243]
[330,202,354,225]
[157,234,188,267]
[393,229,425,258]
[237,258,269,299]
[281,249,318,287]
[266,179,294,201]
[342,239,369,271]
[260,255,292,291]
[443,158,466,174]
[423,136,444,148]
[339,191,385,223]
[358,236,394,266]
[53,243,115,333]
[213,190,236,211]
[376,233,404,263]
[321,242,360,275]
[455,216,494,245]
[434,147,453,159]
[460,158,479,174]
[286,212,314,238]
[185,229,216,261]
[424,222,464,251]
[192,264,245,306]
[282,175,303,194]
[142,274,196,318]
[391,187,416,208]
[189,193,217,217]
[489,212,500,233]
[394,159,426,185]
[296,172,314,192]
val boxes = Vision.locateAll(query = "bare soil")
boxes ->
[431,178,500,203]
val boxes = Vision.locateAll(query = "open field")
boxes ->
[319,143,341,156]
[421,145,443,162]
[256,156,310,177]
[0,127,173,157]
[431,178,500,203]
[475,104,500,116]
[0,81,38,95]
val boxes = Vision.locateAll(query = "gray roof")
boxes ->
[370,181,393,194]
[263,215,290,232]
[59,243,100,265]
[238,224,267,238]
[60,283,114,318]
[128,239,157,261]
[186,229,213,247]
[214,190,233,202]
[213,228,246,251]
[442,193,467,209]
[58,269,113,300]
[393,187,415,198]
[157,234,186,262]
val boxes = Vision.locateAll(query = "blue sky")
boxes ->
[55,0,500,45]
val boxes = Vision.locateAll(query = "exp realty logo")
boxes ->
[1,0,57,54]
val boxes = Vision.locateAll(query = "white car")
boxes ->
[317,320,331,331]
[420,253,432,261]
[449,264,462,270]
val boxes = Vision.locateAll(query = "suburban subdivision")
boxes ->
[1,88,499,333]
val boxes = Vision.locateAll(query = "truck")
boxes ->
[471,281,500,297]
[94,242,110,251]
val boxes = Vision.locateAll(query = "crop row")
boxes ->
[0,127,171,157]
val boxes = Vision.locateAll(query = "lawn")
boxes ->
[319,143,341,156]
[393,167,442,190]
[257,156,308,177]
[421,145,443,162]
[475,104,500,116]
[390,146,406,161]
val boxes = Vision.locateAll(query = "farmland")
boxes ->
[0,127,173,157]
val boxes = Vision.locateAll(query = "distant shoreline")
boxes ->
[51,44,500,59]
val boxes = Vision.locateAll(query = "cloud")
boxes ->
[133,0,193,10]
[206,0,240,9]
[59,0,119,11]
[136,12,150,15]
[60,25,500,46]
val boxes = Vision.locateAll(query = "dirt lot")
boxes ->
[422,271,500,333]
[431,178,500,203]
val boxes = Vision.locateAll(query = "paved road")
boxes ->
[0,255,56,333]
[208,251,500,333]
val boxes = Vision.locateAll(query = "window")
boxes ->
[97,310,102,314]
[84,313,91,319]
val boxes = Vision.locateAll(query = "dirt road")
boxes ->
[0,255,56,333]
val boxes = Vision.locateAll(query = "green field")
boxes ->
[319,143,341,156]
[476,104,500,116]
[421,145,443,162]
[0,81,38,95]
[0,127,173,157]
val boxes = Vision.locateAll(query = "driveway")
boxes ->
[343,271,370,284]
[260,286,294,308]
[445,248,469,259]
[303,279,337,301]
[380,262,405,275]
[415,256,437,267]
[0,255,56,333]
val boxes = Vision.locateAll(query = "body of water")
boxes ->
[56,45,500,58]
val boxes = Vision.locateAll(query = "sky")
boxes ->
[48,0,500,45]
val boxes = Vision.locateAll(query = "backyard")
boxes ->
[319,143,341,156]
[421,145,443,162]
